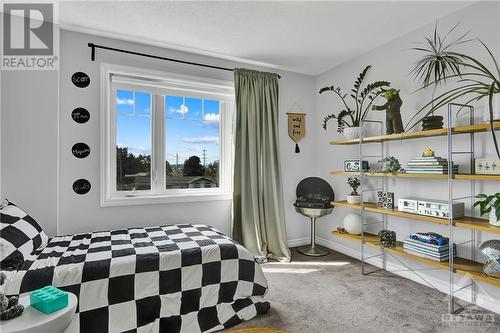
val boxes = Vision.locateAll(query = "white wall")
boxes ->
[314,1,500,313]
[1,71,59,236]
[56,30,315,240]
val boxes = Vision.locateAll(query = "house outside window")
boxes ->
[101,64,234,206]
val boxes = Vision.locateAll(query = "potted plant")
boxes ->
[320,66,390,139]
[408,23,500,158]
[368,156,403,175]
[474,193,500,227]
[346,177,361,204]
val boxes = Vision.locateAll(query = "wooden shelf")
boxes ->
[330,122,500,145]
[332,200,500,235]
[332,230,500,287]
[330,171,500,181]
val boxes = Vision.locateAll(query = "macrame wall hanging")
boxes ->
[287,107,306,153]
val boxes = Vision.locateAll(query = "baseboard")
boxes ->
[287,237,309,248]
[316,236,500,314]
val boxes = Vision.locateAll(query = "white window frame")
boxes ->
[101,64,234,206]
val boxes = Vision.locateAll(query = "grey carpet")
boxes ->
[228,247,500,333]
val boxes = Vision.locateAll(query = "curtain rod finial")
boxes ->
[88,43,95,61]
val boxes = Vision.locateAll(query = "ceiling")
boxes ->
[58,1,474,75]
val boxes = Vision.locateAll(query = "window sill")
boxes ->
[101,191,232,207]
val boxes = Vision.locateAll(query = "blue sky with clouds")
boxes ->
[116,90,220,165]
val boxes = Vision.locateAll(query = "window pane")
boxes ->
[165,95,220,189]
[116,89,152,191]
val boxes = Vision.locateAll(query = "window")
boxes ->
[101,64,234,206]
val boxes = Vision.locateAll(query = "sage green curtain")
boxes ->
[233,68,291,262]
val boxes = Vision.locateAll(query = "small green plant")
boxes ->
[369,157,402,174]
[474,193,500,221]
[320,65,390,132]
[347,177,360,196]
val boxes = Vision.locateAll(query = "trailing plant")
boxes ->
[347,177,360,196]
[408,23,500,158]
[474,193,500,221]
[369,157,402,174]
[320,66,390,132]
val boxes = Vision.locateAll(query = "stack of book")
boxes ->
[405,156,459,174]
[403,238,457,262]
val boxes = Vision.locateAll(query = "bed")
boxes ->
[1,202,270,333]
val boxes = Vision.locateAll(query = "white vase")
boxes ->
[482,93,500,123]
[343,213,362,235]
[490,208,500,227]
[343,127,361,139]
[346,195,361,204]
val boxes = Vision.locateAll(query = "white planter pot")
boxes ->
[346,195,361,204]
[483,94,500,123]
[490,208,500,227]
[343,127,361,139]
[343,213,362,235]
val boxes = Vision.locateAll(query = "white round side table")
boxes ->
[1,292,77,333]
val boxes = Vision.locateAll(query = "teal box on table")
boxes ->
[30,286,68,314]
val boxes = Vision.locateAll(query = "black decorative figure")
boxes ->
[372,89,404,135]
[0,272,24,320]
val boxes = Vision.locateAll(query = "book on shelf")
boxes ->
[404,239,455,252]
[413,156,448,161]
[403,244,456,257]
[403,248,451,262]
[405,170,459,174]
[405,166,458,171]
[407,161,449,166]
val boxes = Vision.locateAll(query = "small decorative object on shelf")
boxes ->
[369,156,402,174]
[480,240,500,278]
[30,286,68,314]
[320,65,390,138]
[378,230,396,247]
[343,213,362,235]
[474,193,500,227]
[377,191,394,209]
[344,160,369,172]
[0,273,24,320]
[405,150,458,175]
[421,115,444,131]
[337,227,347,234]
[475,159,500,175]
[422,148,435,157]
[371,88,404,135]
[346,177,361,204]
[403,232,456,262]
[409,232,448,246]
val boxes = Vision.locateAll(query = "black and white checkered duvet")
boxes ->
[2,224,270,332]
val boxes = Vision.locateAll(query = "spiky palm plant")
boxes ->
[320,66,390,132]
[408,23,500,158]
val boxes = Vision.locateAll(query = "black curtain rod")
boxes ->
[88,43,280,79]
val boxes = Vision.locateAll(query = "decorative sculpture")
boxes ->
[378,230,397,248]
[480,240,500,278]
[0,273,24,320]
[372,89,404,135]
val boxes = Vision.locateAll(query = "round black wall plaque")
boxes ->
[73,179,91,195]
[72,72,90,88]
[72,143,90,159]
[71,107,90,123]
